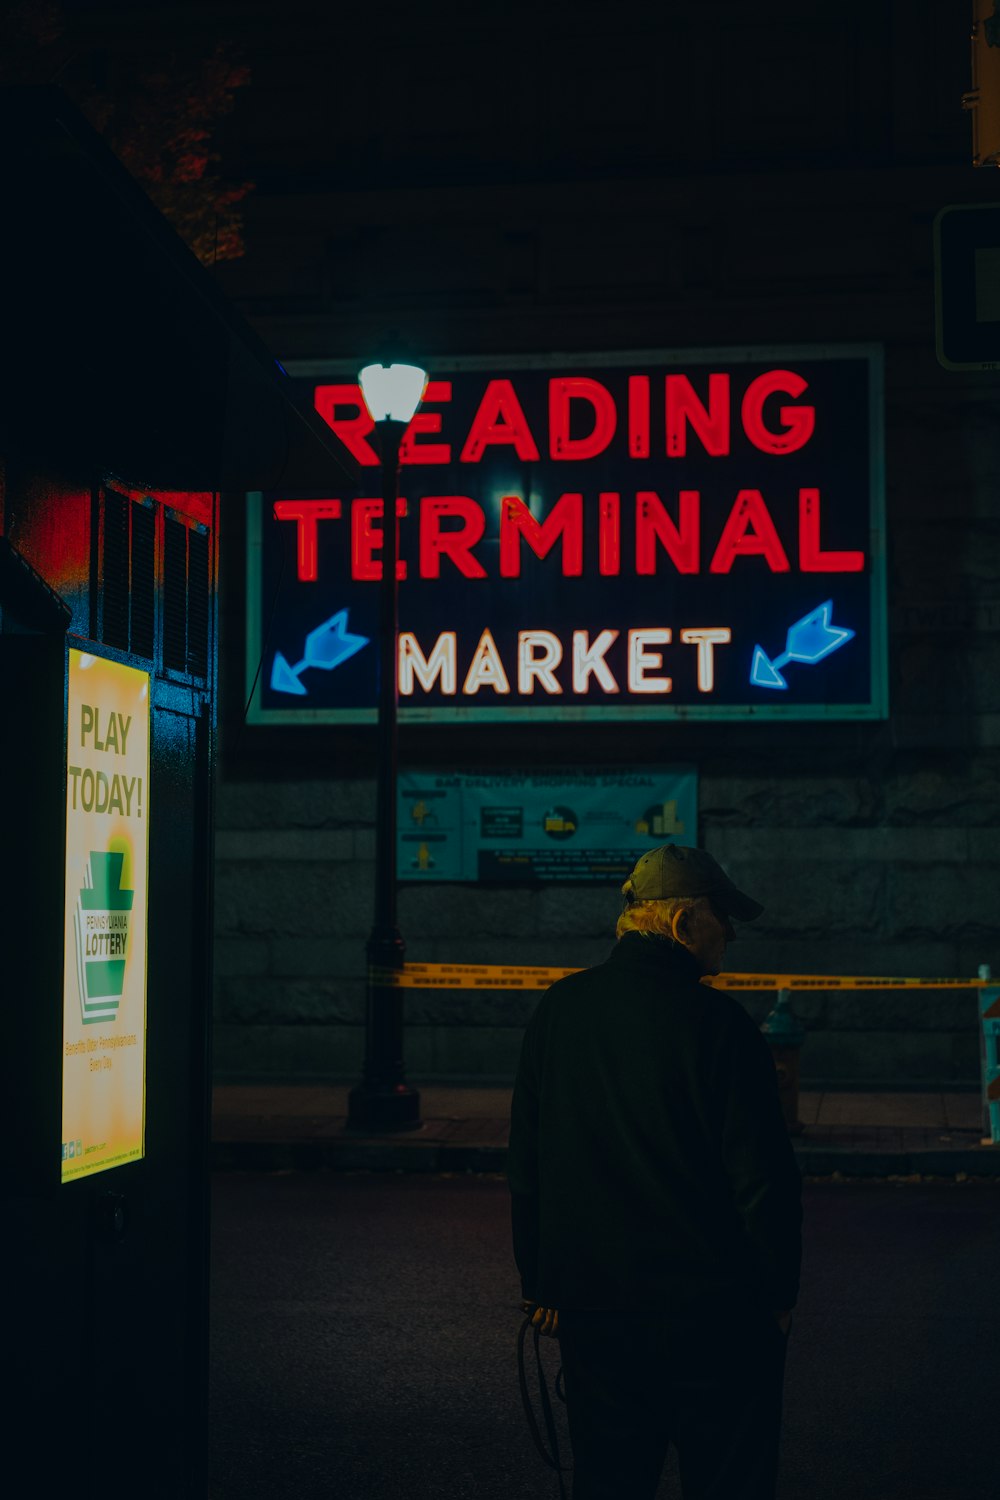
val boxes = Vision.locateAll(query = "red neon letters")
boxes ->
[419,497,488,579]
[665,374,730,457]
[741,369,815,454]
[798,488,863,571]
[399,381,453,465]
[312,385,379,466]
[709,490,791,574]
[272,499,342,581]
[499,494,583,577]
[459,379,540,463]
[312,369,816,466]
[549,378,617,460]
[636,491,700,575]
[273,489,862,583]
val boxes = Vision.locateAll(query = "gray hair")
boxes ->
[616,883,710,941]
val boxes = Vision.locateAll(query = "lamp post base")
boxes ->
[346,1082,422,1134]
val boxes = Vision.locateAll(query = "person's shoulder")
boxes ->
[543,952,615,1000]
[706,983,755,1014]
[704,985,772,1052]
[519,963,599,1050]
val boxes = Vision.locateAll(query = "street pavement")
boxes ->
[212,1084,1000,1176]
[209,1170,1000,1500]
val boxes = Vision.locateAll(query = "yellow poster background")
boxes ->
[62,651,149,1182]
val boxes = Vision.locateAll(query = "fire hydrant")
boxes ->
[760,988,806,1136]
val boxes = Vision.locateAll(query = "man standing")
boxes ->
[508,844,802,1500]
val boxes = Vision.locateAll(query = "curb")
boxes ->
[210,1140,1000,1177]
[211,1141,507,1173]
[793,1146,1000,1178]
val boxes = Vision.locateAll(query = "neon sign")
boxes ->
[270,609,368,696]
[245,346,886,723]
[750,601,855,691]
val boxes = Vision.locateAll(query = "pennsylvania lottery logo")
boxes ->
[73,851,134,1025]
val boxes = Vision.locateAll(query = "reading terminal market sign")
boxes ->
[245,346,887,725]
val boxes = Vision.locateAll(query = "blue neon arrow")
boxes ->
[270,609,370,696]
[271,651,308,695]
[750,645,789,690]
[751,601,855,691]
[302,610,369,670]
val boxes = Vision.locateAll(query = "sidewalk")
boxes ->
[211,1085,1000,1176]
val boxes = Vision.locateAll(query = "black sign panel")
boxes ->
[246,346,886,724]
[934,203,1000,370]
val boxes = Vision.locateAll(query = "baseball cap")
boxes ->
[626,844,764,921]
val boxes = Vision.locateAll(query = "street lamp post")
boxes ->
[347,362,427,1133]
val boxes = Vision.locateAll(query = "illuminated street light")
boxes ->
[358,362,428,423]
[347,361,427,1133]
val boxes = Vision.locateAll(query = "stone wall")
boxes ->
[212,753,997,1088]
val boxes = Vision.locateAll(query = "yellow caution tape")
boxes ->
[710,973,993,991]
[369,962,579,991]
[369,962,995,992]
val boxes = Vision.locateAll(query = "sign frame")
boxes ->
[934,203,1000,371]
[61,648,150,1183]
[245,343,887,725]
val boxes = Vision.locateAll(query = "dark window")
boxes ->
[163,514,211,680]
[163,514,188,672]
[187,528,209,678]
[95,491,211,679]
[101,489,130,650]
[130,501,156,659]
[97,489,157,661]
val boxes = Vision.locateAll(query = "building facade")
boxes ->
[206,0,1000,1090]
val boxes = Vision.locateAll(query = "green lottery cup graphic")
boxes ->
[73,850,134,1024]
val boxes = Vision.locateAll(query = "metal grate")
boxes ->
[95,492,211,678]
[187,526,209,678]
[130,500,156,660]
[163,514,188,672]
[101,489,130,649]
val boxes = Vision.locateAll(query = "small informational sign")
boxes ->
[398,767,697,882]
[935,204,1000,370]
[248,344,886,725]
[62,650,149,1183]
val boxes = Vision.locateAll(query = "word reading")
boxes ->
[67,767,143,816]
[80,705,132,754]
[314,368,816,467]
[399,626,732,697]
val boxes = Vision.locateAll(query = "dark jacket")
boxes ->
[508,931,802,1314]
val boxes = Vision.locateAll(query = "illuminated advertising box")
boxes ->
[246,346,886,723]
[62,650,149,1182]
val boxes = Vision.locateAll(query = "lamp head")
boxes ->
[358,362,428,425]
